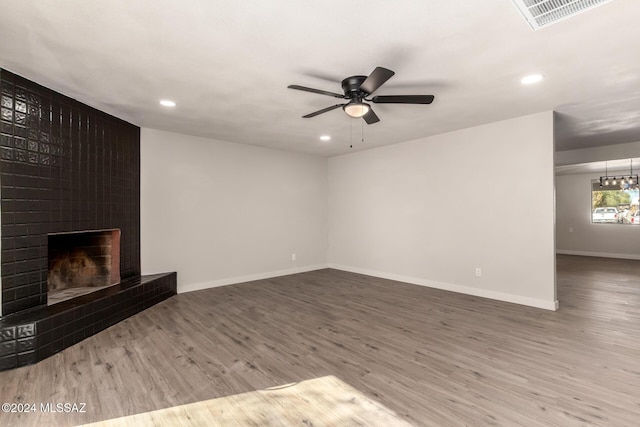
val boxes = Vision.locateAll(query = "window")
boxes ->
[591,180,640,225]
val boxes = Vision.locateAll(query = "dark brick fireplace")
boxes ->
[0,68,140,314]
[0,69,176,371]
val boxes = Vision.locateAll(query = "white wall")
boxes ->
[556,172,640,259]
[140,128,328,293]
[328,112,557,310]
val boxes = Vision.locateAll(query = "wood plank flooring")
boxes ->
[1,255,639,426]
[78,376,413,427]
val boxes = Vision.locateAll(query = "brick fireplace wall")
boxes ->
[0,69,140,316]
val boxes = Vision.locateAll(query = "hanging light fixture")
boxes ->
[626,159,638,189]
[600,161,609,187]
[599,159,639,189]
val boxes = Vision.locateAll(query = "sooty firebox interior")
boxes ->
[47,229,121,305]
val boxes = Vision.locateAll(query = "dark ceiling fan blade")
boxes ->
[371,95,435,104]
[359,67,395,95]
[288,85,346,99]
[302,104,344,118]
[363,109,380,124]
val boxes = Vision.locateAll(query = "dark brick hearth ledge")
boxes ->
[0,272,177,371]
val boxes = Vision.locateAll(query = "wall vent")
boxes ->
[511,0,615,30]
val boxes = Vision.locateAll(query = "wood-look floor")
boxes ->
[1,255,639,426]
[78,376,413,427]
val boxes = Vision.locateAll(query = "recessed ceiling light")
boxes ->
[160,99,176,107]
[320,135,331,141]
[521,74,544,85]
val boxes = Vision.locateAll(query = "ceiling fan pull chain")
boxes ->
[350,117,353,149]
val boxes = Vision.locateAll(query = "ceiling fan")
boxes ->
[288,66,434,124]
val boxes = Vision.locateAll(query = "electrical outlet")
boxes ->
[569,227,573,233]
[291,253,296,261]
[475,268,482,277]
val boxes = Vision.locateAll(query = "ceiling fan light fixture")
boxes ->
[343,101,370,118]
[288,67,434,124]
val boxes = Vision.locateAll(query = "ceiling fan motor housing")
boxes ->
[341,76,368,97]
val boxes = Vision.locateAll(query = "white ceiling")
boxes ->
[1,0,639,157]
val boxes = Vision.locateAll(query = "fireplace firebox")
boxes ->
[47,229,121,304]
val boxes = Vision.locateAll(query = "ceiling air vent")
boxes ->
[511,0,615,30]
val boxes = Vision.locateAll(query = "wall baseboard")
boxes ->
[178,264,329,294]
[178,262,559,311]
[328,263,558,311]
[556,249,640,261]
